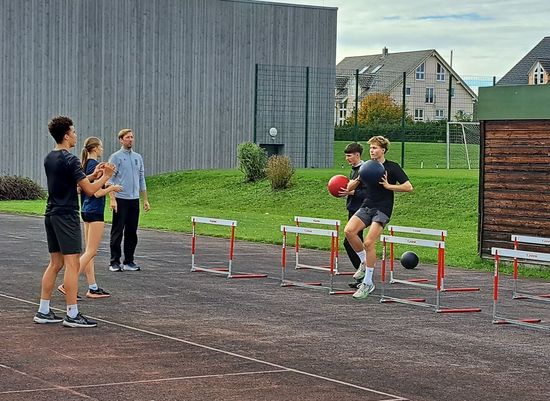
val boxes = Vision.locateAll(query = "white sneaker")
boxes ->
[353,263,366,280]
[352,282,375,300]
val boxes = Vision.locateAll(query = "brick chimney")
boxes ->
[382,47,388,56]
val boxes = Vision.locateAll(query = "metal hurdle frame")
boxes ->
[293,216,353,276]
[281,225,354,295]
[190,216,267,279]
[511,235,550,302]
[380,226,481,313]
[491,247,550,331]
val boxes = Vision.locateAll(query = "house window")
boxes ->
[359,65,370,74]
[405,87,411,96]
[436,63,445,81]
[534,63,545,85]
[414,109,424,121]
[450,87,455,98]
[338,101,347,125]
[425,88,434,103]
[435,109,445,119]
[415,63,425,80]
[371,65,383,73]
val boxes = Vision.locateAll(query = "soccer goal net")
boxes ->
[446,122,480,169]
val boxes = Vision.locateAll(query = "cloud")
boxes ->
[415,13,492,21]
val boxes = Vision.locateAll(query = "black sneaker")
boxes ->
[109,262,122,272]
[33,310,63,324]
[123,262,140,271]
[62,313,98,328]
[348,281,361,289]
[86,287,111,299]
[57,284,83,300]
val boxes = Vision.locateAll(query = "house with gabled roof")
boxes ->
[335,48,477,124]
[498,37,550,86]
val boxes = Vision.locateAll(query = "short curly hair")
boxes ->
[48,116,74,144]
[367,135,390,153]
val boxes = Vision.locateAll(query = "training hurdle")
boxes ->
[280,225,354,295]
[491,247,550,331]
[293,216,353,276]
[380,225,481,313]
[190,216,267,279]
[511,235,550,302]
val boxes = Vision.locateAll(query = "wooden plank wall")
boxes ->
[479,120,550,256]
[0,0,337,186]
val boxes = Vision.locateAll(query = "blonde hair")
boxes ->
[367,135,390,153]
[118,128,133,140]
[81,137,102,169]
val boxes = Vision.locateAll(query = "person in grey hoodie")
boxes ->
[108,129,150,272]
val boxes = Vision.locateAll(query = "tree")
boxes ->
[347,93,404,125]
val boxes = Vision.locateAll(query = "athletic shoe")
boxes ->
[352,262,366,280]
[122,262,141,271]
[86,287,111,299]
[109,262,122,272]
[33,310,63,324]
[352,282,376,300]
[348,281,361,289]
[62,313,98,328]
[57,284,83,301]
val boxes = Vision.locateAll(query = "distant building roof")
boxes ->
[336,48,476,100]
[497,37,550,85]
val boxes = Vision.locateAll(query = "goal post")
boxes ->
[446,122,480,169]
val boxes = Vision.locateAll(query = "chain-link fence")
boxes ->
[254,63,497,169]
[254,64,335,168]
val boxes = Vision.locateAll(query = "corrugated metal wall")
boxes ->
[0,0,337,186]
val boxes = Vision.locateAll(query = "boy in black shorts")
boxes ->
[34,116,115,328]
[343,136,413,300]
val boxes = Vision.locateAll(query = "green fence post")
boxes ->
[304,66,310,167]
[253,64,258,143]
[354,69,359,142]
[401,71,406,167]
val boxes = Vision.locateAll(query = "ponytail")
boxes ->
[81,136,102,172]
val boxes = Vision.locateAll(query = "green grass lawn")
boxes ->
[1,142,546,279]
[334,140,479,170]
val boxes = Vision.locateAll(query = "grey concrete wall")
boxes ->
[0,0,337,186]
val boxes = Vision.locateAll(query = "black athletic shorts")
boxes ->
[354,207,390,228]
[81,212,105,223]
[45,213,82,255]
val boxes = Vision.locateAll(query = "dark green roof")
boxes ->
[478,84,550,120]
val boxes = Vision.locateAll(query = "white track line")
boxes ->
[0,364,96,399]
[1,293,407,401]
[0,369,288,395]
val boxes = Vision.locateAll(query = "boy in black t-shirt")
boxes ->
[34,116,115,328]
[343,136,413,300]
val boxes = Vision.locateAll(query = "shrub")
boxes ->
[266,155,294,190]
[0,175,45,200]
[237,142,267,182]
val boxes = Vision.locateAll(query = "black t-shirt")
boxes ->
[44,149,86,216]
[346,162,368,214]
[360,159,409,218]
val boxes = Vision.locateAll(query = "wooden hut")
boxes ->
[477,84,550,257]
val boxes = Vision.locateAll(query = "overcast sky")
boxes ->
[262,0,550,77]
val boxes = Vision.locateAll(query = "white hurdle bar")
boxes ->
[293,216,352,276]
[191,216,267,279]
[511,235,550,302]
[380,228,481,313]
[491,247,550,331]
[386,225,479,293]
[281,225,354,295]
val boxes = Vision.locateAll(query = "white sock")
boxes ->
[89,283,98,291]
[356,250,366,263]
[67,304,79,319]
[363,267,375,285]
[38,299,50,314]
